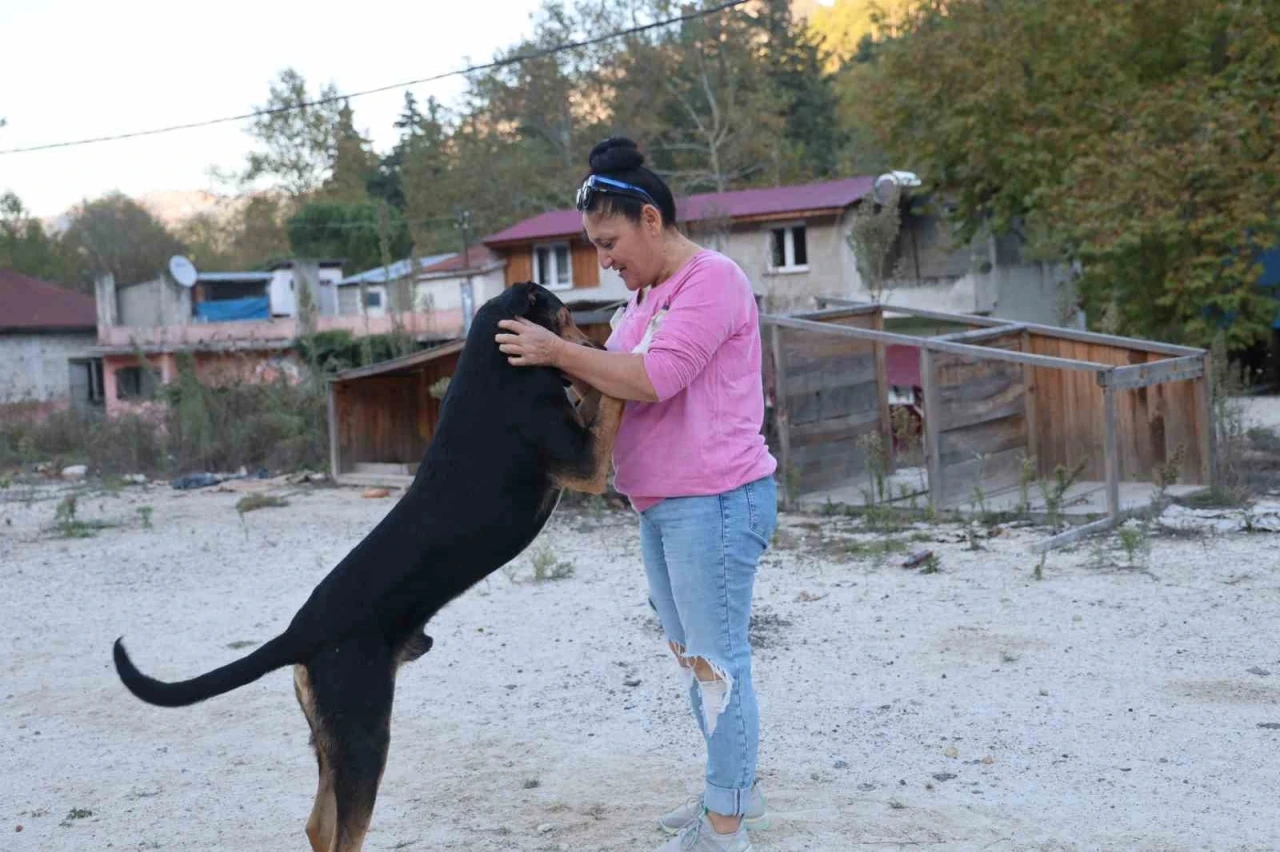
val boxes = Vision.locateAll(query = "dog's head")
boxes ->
[497,281,600,350]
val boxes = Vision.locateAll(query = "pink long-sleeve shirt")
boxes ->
[605,249,777,512]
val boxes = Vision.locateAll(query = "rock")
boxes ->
[1246,666,1271,677]
[362,488,392,499]
[833,759,849,769]
[61,464,87,479]
[931,772,957,782]
[523,779,540,789]
[902,550,934,570]
[943,745,960,759]
[1258,722,1280,730]
[537,822,555,834]
[122,473,148,485]
[623,677,642,687]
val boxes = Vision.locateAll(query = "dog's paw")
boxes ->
[399,631,434,664]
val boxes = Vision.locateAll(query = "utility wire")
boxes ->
[0,0,749,156]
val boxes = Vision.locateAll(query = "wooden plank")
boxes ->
[788,409,884,444]
[815,296,1204,356]
[936,324,1029,344]
[786,376,879,425]
[1022,330,1038,469]
[938,414,1027,467]
[872,308,894,474]
[920,347,943,510]
[327,382,342,477]
[1103,384,1120,519]
[1029,516,1119,555]
[937,444,1028,507]
[770,325,793,509]
[934,365,1025,432]
[791,304,881,321]
[571,240,600,289]
[1196,356,1217,487]
[762,315,1113,373]
[1099,354,1206,389]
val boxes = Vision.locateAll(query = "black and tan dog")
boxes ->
[113,282,623,852]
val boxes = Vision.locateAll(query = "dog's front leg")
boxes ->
[555,390,624,495]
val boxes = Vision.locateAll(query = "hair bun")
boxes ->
[589,137,645,173]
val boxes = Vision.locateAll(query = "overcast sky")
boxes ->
[0,0,544,216]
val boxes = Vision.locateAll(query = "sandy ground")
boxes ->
[2,478,1279,852]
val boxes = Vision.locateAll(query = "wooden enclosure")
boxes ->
[765,301,1216,523]
[327,308,618,486]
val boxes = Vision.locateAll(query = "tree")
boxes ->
[242,68,345,197]
[807,0,914,70]
[321,100,379,203]
[610,1,784,193]
[286,201,410,274]
[753,0,846,182]
[854,0,1280,348]
[60,192,187,287]
[0,192,75,283]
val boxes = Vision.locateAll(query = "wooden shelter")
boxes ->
[764,300,1215,545]
[327,305,619,487]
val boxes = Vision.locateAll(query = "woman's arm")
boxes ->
[495,318,659,402]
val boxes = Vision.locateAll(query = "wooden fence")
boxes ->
[764,301,1215,528]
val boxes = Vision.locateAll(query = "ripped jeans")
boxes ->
[638,475,778,817]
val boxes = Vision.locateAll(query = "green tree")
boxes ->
[610,1,784,193]
[854,0,1280,348]
[321,100,379,203]
[60,192,187,287]
[242,68,344,198]
[0,192,75,283]
[286,201,410,274]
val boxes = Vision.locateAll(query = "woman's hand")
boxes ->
[495,318,566,367]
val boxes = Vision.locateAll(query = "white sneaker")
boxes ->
[657,783,769,834]
[653,813,753,851]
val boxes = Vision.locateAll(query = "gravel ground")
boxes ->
[2,478,1278,851]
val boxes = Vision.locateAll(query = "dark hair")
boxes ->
[581,137,677,227]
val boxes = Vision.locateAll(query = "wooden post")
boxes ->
[919,347,943,511]
[769,325,793,510]
[1102,383,1120,519]
[328,381,342,481]
[1021,330,1039,473]
[872,306,894,474]
[1196,352,1217,488]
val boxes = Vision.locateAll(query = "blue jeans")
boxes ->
[638,475,778,817]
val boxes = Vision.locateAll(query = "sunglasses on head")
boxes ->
[575,174,658,212]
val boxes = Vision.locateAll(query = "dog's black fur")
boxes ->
[112,282,621,852]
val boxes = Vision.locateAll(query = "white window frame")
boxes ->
[768,221,809,273]
[363,285,387,318]
[532,241,574,291]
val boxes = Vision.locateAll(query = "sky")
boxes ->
[0,0,545,217]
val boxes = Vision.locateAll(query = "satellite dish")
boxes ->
[169,255,198,288]
[872,170,922,205]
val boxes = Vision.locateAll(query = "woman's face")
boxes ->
[583,206,664,291]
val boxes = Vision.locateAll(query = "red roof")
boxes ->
[0,269,96,332]
[419,244,501,275]
[482,176,875,245]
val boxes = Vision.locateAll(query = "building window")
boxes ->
[116,366,157,401]
[769,224,809,272]
[533,242,573,290]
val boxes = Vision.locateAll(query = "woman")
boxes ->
[495,137,777,852]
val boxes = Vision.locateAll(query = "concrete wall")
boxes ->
[691,214,859,312]
[117,277,191,327]
[414,268,508,313]
[0,332,97,403]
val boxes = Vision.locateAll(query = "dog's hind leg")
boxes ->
[295,665,338,852]
[308,644,396,852]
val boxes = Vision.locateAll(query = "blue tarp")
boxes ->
[195,296,270,322]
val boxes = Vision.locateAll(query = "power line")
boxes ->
[0,0,750,156]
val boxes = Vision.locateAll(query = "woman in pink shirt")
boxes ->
[495,138,777,852]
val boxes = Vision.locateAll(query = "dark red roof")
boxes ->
[482,176,875,245]
[419,244,501,275]
[0,269,96,331]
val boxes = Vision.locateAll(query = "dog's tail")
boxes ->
[113,632,302,708]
